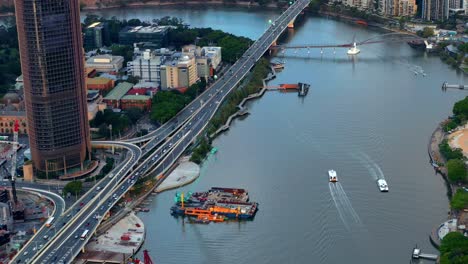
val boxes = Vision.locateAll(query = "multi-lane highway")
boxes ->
[10,142,141,264]
[17,1,311,263]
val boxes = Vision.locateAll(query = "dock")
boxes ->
[442,82,468,91]
[412,247,438,261]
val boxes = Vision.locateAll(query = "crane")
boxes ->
[10,120,19,204]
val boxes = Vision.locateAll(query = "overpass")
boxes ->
[14,1,312,263]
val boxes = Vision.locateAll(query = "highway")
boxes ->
[19,1,311,263]
[10,141,141,264]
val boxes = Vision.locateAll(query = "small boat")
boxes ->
[377,179,389,192]
[328,170,338,182]
[347,42,360,55]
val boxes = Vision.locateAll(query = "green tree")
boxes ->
[450,189,468,210]
[439,232,468,264]
[126,108,143,124]
[447,159,467,183]
[439,139,464,160]
[421,27,435,38]
[64,181,83,196]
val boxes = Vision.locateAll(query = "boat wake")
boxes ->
[356,152,385,181]
[329,182,361,230]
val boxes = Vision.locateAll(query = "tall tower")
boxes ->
[14,0,91,174]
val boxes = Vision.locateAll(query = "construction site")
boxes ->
[0,120,54,263]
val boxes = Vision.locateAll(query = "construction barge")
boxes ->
[170,187,259,221]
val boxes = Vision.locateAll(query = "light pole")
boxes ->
[109,124,114,154]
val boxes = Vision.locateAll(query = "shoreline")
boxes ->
[0,1,281,17]
[81,1,279,12]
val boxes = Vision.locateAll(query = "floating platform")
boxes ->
[170,187,258,220]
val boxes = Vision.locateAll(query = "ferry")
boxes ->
[347,42,360,55]
[328,170,338,182]
[377,179,389,192]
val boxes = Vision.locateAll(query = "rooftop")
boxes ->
[122,25,169,34]
[0,110,26,117]
[121,94,151,101]
[88,22,101,29]
[104,82,134,101]
[87,77,113,85]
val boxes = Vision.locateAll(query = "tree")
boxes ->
[126,108,143,124]
[450,189,468,210]
[453,97,468,121]
[64,181,83,196]
[439,232,468,264]
[421,27,435,38]
[447,159,467,183]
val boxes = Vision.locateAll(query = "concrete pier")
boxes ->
[442,82,468,91]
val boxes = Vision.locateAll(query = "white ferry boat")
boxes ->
[377,179,389,192]
[347,42,360,55]
[328,170,338,182]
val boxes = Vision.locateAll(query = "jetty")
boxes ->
[411,247,438,261]
[442,82,468,91]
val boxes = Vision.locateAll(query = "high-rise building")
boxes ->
[422,0,449,20]
[14,0,91,174]
[394,0,418,16]
[448,0,461,8]
[84,21,110,51]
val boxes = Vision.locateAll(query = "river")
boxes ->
[85,6,467,264]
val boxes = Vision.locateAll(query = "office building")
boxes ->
[86,55,124,73]
[160,54,198,90]
[15,0,91,173]
[84,21,110,51]
[119,26,169,47]
[128,49,164,83]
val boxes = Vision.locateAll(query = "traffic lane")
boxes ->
[34,151,138,263]
[12,188,66,264]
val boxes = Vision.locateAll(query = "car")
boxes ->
[96,186,101,191]
[32,247,36,251]
[39,244,43,249]
[23,251,28,256]
[66,214,71,218]
[43,235,49,240]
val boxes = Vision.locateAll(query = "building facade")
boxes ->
[86,55,124,73]
[160,54,198,90]
[422,0,449,20]
[15,0,91,173]
[84,21,110,51]
[395,0,418,16]
[128,49,163,83]
[0,111,27,135]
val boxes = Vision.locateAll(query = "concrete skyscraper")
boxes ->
[14,0,91,174]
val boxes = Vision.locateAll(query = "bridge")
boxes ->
[11,0,312,263]
[271,32,423,52]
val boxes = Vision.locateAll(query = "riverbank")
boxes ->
[81,0,279,12]
[0,1,282,17]
[155,158,200,193]
[78,211,145,262]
